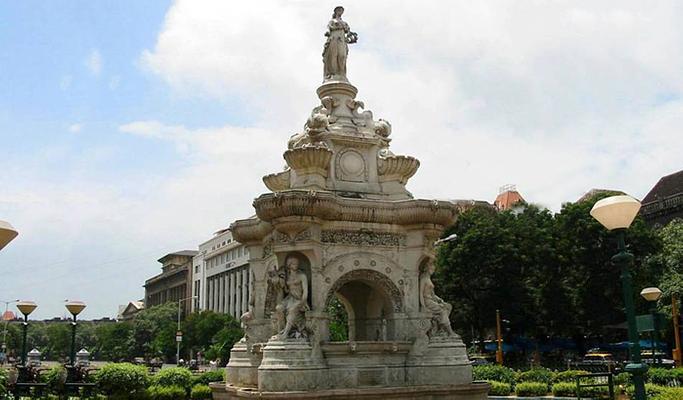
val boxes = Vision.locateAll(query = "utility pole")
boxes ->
[496,309,504,365]
[673,294,682,367]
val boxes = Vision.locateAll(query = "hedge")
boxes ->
[472,365,516,385]
[517,367,553,384]
[147,384,186,400]
[41,365,67,395]
[191,384,213,399]
[552,369,589,383]
[93,362,150,398]
[486,380,512,396]
[0,368,8,396]
[192,370,224,386]
[648,367,683,386]
[153,367,194,391]
[651,387,683,400]
[514,381,548,397]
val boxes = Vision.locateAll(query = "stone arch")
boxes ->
[324,269,402,341]
[324,269,403,312]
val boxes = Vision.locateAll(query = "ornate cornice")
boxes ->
[253,190,460,227]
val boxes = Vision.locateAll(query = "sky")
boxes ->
[1,1,682,319]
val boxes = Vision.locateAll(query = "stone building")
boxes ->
[144,250,197,315]
[192,229,251,318]
[640,169,683,226]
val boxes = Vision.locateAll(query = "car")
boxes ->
[641,351,676,369]
[578,352,621,373]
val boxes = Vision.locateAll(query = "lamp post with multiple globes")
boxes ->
[590,195,647,400]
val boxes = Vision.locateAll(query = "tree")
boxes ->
[131,303,178,361]
[94,322,133,361]
[653,219,683,306]
[183,310,242,365]
[434,193,663,351]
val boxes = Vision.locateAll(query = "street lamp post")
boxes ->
[641,287,662,367]
[15,301,37,366]
[176,296,197,365]
[590,195,647,400]
[65,300,86,366]
[1,299,19,362]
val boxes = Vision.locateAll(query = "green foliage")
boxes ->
[153,367,193,391]
[147,384,187,400]
[514,381,549,396]
[325,297,349,342]
[552,382,577,397]
[0,367,7,396]
[435,195,663,345]
[625,383,666,397]
[94,322,134,362]
[472,365,516,385]
[192,370,224,386]
[652,219,683,301]
[133,303,179,361]
[516,367,553,384]
[552,369,589,383]
[651,387,683,400]
[646,367,683,386]
[94,362,150,397]
[41,365,67,395]
[191,384,213,399]
[486,380,512,396]
[614,371,631,386]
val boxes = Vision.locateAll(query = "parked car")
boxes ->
[641,351,676,369]
[577,352,621,373]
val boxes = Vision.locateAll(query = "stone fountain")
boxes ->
[211,6,489,400]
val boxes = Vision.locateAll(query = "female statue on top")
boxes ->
[323,6,358,82]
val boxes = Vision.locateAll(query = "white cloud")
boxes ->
[68,123,83,133]
[85,49,102,76]
[140,0,683,208]
[5,1,683,318]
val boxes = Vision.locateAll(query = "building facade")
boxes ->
[640,170,683,226]
[144,250,197,315]
[192,229,251,319]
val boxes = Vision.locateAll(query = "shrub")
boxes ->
[552,382,576,397]
[41,365,67,395]
[486,380,512,396]
[472,365,516,385]
[648,368,675,386]
[154,367,193,391]
[579,385,609,398]
[552,369,589,383]
[626,383,666,398]
[614,371,631,387]
[191,384,213,399]
[147,384,186,400]
[652,387,683,400]
[94,362,150,397]
[517,367,553,384]
[0,368,8,396]
[515,381,549,397]
[192,370,224,385]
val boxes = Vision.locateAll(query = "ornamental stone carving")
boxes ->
[283,145,333,177]
[324,269,403,313]
[378,154,420,184]
[263,170,291,192]
[321,230,406,247]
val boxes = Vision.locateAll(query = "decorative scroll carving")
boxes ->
[321,230,406,247]
[262,239,273,258]
[275,229,312,243]
[324,269,403,312]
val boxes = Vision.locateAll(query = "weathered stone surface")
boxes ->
[217,7,487,400]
